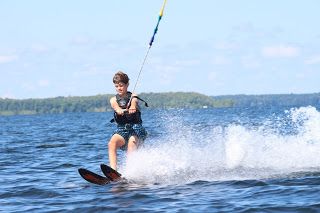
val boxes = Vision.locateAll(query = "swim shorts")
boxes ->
[113,123,148,151]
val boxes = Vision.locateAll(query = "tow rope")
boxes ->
[130,0,168,97]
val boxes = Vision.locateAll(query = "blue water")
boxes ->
[1,106,320,212]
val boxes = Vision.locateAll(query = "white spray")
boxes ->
[121,106,320,184]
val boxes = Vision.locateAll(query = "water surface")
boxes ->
[1,106,320,212]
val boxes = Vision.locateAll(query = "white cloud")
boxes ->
[1,92,16,99]
[76,64,112,77]
[241,56,261,69]
[38,79,50,87]
[31,44,50,53]
[70,36,92,45]
[208,71,218,81]
[19,80,50,94]
[158,65,180,85]
[21,83,35,91]
[0,55,18,64]
[146,63,181,86]
[147,58,194,75]
[261,45,299,58]
[213,41,238,51]
[207,71,225,88]
[295,72,306,79]
[174,59,200,66]
[211,56,230,65]
[304,55,320,65]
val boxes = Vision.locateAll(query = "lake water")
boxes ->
[1,105,320,212]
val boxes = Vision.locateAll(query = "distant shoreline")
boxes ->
[2,91,320,101]
[1,92,319,116]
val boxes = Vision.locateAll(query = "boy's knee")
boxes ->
[128,140,136,148]
[128,137,139,148]
[129,136,138,144]
[109,134,125,149]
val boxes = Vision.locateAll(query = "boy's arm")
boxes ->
[128,94,138,114]
[110,97,124,115]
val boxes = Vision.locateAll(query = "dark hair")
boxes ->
[113,71,129,84]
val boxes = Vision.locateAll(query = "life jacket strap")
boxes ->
[131,95,149,107]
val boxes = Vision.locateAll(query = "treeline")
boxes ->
[0,95,113,116]
[139,92,232,108]
[0,92,232,116]
[213,93,320,107]
[1,92,319,116]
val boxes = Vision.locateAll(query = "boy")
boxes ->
[108,71,147,170]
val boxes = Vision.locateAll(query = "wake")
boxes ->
[121,106,320,184]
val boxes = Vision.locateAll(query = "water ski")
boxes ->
[78,164,122,185]
[78,168,111,185]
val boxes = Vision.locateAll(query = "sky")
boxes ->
[1,0,320,99]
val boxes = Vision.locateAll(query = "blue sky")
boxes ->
[1,0,320,99]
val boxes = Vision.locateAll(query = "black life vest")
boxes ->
[111,92,148,125]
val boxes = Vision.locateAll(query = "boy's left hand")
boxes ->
[128,108,136,114]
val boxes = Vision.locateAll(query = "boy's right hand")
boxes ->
[116,109,124,115]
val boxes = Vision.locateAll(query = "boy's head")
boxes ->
[113,71,129,84]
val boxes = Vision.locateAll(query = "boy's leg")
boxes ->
[108,134,125,170]
[127,135,139,154]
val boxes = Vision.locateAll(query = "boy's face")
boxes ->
[114,82,128,96]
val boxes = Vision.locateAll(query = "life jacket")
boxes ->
[110,91,148,125]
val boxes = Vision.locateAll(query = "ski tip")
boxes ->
[78,168,111,185]
[100,164,122,181]
[100,164,122,176]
